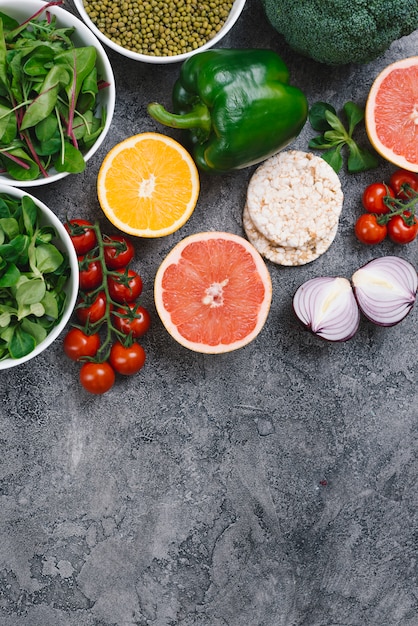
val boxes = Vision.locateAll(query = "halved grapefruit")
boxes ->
[365,57,418,172]
[154,232,272,353]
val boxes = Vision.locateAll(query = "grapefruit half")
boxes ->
[154,232,272,353]
[365,57,418,172]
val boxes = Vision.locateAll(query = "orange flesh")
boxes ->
[374,66,418,162]
[160,238,268,346]
[103,139,196,231]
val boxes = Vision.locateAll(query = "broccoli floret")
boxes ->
[261,0,418,65]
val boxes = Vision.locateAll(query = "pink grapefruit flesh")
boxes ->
[154,232,272,353]
[365,56,418,172]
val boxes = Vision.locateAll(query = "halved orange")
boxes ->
[365,57,418,172]
[97,133,200,237]
[154,232,272,354]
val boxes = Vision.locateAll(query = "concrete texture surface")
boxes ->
[1,1,417,625]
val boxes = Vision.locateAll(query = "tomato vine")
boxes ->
[63,220,150,394]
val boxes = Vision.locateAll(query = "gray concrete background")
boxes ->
[1,1,417,625]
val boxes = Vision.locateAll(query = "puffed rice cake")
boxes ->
[246,150,344,250]
[243,204,339,266]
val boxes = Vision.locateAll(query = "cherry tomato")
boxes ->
[109,341,146,376]
[76,291,109,325]
[65,219,97,255]
[78,255,103,291]
[108,269,143,304]
[63,328,100,361]
[389,169,418,200]
[113,303,151,338]
[80,361,115,394]
[103,235,135,270]
[387,213,418,244]
[354,214,387,245]
[362,182,395,214]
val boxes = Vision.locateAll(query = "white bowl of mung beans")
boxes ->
[72,0,247,64]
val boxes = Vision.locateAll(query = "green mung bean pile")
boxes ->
[83,0,235,56]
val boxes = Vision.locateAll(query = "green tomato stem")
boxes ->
[377,187,417,225]
[74,222,138,363]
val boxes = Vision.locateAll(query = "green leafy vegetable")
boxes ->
[308,101,379,174]
[0,192,70,360]
[0,2,109,181]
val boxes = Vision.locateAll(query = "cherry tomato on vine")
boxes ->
[362,182,395,214]
[389,169,418,200]
[76,291,109,325]
[354,214,387,245]
[109,341,146,376]
[63,328,100,361]
[103,235,135,270]
[65,219,97,255]
[387,213,418,244]
[80,361,115,394]
[113,303,151,338]
[108,269,143,304]
[78,256,103,291]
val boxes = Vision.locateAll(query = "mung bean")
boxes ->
[83,0,234,56]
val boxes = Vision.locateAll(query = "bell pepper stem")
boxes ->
[147,102,211,136]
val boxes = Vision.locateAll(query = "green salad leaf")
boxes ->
[308,101,379,174]
[0,193,70,360]
[0,4,109,181]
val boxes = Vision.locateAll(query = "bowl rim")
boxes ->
[0,184,79,370]
[72,0,247,64]
[0,0,116,188]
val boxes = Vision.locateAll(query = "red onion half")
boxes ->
[293,276,361,342]
[352,256,417,327]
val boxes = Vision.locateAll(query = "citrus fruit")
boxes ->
[154,232,272,354]
[365,57,418,172]
[97,133,200,237]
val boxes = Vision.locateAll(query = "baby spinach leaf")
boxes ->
[0,217,19,240]
[16,277,45,307]
[21,316,47,343]
[2,148,40,181]
[35,226,55,245]
[22,195,38,236]
[56,46,97,103]
[54,141,85,173]
[0,262,20,287]
[35,243,64,274]
[0,19,8,89]
[22,44,55,77]
[0,309,12,328]
[0,102,16,142]
[308,102,336,132]
[35,114,58,142]
[41,290,59,319]
[9,325,36,359]
[343,101,365,136]
[77,67,98,113]
[0,234,28,263]
[308,100,379,173]
[20,65,70,130]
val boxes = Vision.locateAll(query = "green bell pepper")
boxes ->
[147,48,308,173]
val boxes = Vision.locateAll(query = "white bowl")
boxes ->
[73,0,246,64]
[0,185,79,370]
[0,0,115,187]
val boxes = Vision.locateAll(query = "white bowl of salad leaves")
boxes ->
[0,0,115,187]
[0,185,79,369]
